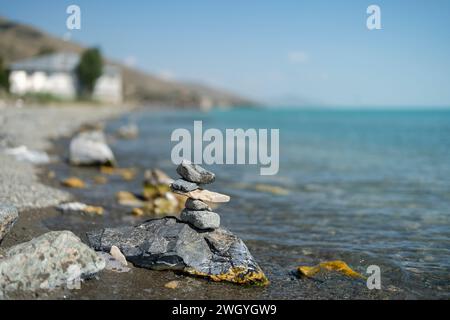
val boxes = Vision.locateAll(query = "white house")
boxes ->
[9,52,122,103]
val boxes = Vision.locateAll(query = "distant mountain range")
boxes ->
[0,17,256,108]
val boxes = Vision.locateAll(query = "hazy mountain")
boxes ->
[0,17,256,107]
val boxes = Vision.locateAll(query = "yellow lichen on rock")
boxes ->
[61,177,86,189]
[184,266,270,286]
[297,260,364,278]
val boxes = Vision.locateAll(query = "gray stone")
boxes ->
[170,179,198,192]
[176,160,215,184]
[69,130,115,166]
[86,217,268,285]
[185,198,211,211]
[0,205,18,244]
[180,209,220,230]
[0,231,105,295]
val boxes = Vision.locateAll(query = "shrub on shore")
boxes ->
[76,48,103,98]
[0,56,9,92]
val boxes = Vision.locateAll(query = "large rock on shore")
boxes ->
[0,231,105,295]
[0,205,18,244]
[87,217,268,286]
[69,130,115,166]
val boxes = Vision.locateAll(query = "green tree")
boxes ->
[76,48,103,98]
[0,57,9,92]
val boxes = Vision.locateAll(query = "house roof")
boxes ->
[9,52,120,75]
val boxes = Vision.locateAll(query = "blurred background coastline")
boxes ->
[0,16,256,109]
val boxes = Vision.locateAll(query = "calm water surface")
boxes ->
[50,108,450,299]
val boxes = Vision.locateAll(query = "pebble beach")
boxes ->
[0,105,128,210]
[1,105,448,300]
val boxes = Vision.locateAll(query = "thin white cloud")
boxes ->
[158,70,175,81]
[123,55,137,68]
[288,51,309,64]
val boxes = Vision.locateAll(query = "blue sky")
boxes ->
[1,0,450,107]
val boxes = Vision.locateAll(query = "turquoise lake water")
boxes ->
[68,107,450,298]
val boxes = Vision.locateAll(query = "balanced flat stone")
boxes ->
[185,198,211,211]
[0,205,19,244]
[170,179,198,192]
[176,160,215,184]
[174,188,230,203]
[87,217,268,285]
[180,209,220,230]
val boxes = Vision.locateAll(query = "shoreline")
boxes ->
[0,104,133,210]
[0,104,133,299]
[1,106,447,299]
[0,105,272,299]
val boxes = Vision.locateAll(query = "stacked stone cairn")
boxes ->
[170,160,230,230]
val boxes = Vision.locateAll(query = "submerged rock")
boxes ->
[180,209,220,230]
[254,184,290,195]
[93,175,108,184]
[117,123,139,139]
[0,231,105,295]
[116,191,145,207]
[57,202,104,215]
[61,177,86,189]
[69,130,115,166]
[170,179,198,192]
[101,166,136,181]
[0,205,18,244]
[176,160,215,184]
[185,198,211,211]
[144,168,173,186]
[131,207,145,217]
[87,217,268,286]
